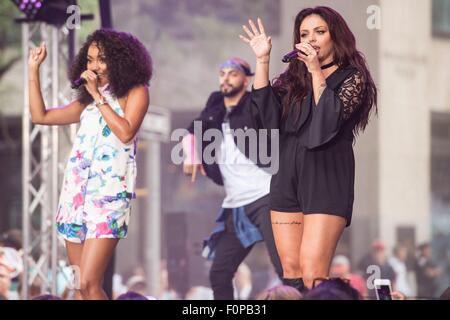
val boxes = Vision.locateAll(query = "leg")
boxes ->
[65,240,83,300]
[299,214,346,289]
[79,238,119,300]
[247,200,283,279]
[103,251,115,299]
[270,211,304,279]
[209,214,252,300]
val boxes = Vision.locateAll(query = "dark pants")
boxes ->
[209,194,282,300]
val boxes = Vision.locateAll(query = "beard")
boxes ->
[220,82,244,97]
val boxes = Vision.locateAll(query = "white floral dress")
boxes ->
[56,85,137,243]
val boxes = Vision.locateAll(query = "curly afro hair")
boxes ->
[69,29,153,105]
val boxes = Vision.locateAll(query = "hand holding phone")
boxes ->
[374,279,393,300]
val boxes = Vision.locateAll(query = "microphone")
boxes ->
[71,71,98,89]
[71,77,86,89]
[282,49,307,63]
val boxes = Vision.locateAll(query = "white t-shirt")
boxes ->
[218,121,272,208]
[388,256,414,297]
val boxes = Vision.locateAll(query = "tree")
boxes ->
[0,1,21,82]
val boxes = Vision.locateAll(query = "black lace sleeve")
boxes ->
[337,71,364,120]
[306,70,365,149]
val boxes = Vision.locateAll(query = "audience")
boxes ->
[256,285,303,300]
[305,278,362,300]
[116,291,149,300]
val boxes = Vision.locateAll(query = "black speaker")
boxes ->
[164,211,214,298]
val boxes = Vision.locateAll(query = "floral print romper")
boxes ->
[56,85,137,243]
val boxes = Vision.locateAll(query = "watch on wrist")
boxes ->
[95,95,106,108]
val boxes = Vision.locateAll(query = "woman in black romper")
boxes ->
[239,6,377,292]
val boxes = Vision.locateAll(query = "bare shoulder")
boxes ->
[128,84,149,98]
[122,85,149,115]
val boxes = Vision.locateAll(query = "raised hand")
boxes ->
[239,18,272,60]
[28,42,47,70]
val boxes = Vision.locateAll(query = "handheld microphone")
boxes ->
[282,49,307,63]
[71,77,86,89]
[71,71,98,89]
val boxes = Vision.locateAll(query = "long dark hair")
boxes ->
[70,29,153,105]
[273,6,377,134]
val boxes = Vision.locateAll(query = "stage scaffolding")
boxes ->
[21,22,76,299]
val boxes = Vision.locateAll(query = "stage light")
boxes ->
[12,0,44,20]
[11,0,77,26]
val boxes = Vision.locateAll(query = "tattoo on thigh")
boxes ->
[272,221,302,225]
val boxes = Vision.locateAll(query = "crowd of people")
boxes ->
[1,227,448,300]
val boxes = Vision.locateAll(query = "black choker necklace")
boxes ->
[321,61,336,70]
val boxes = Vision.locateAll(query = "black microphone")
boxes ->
[71,71,98,89]
[282,49,307,63]
[71,77,86,89]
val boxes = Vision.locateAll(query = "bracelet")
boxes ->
[94,95,108,108]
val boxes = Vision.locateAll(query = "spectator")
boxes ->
[0,246,23,278]
[112,273,127,299]
[0,229,23,251]
[233,263,252,300]
[439,286,450,300]
[32,294,62,300]
[304,278,361,300]
[391,291,407,300]
[330,255,367,298]
[116,291,150,300]
[158,260,180,300]
[0,244,23,300]
[29,277,44,299]
[185,286,214,300]
[126,275,147,296]
[256,285,302,300]
[0,264,12,300]
[415,243,441,298]
[358,240,396,282]
[388,244,414,296]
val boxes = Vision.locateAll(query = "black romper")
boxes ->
[251,64,366,227]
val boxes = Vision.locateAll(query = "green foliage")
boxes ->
[76,0,100,43]
[0,1,21,80]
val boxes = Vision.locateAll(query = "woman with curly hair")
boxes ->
[240,7,377,293]
[28,29,152,300]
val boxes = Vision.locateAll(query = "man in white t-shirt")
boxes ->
[183,58,282,300]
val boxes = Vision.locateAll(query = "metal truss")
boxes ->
[21,22,76,299]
